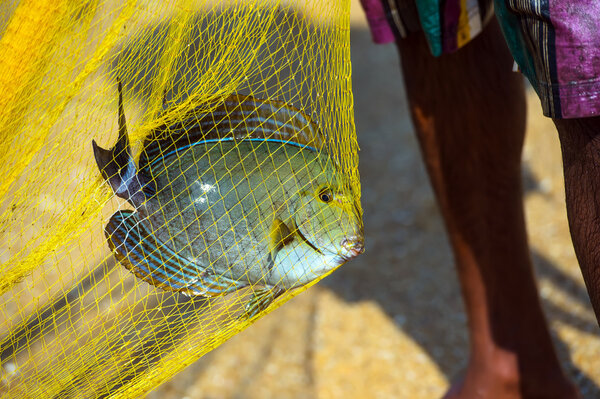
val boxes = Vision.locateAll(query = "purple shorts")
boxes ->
[360,0,600,119]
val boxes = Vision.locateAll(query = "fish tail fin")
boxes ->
[92,79,138,199]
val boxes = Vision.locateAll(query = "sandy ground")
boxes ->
[146,1,600,398]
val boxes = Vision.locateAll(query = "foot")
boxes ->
[442,349,580,399]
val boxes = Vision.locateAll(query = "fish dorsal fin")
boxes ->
[139,94,326,174]
[105,210,242,297]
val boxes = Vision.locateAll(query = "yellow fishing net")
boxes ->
[0,0,360,397]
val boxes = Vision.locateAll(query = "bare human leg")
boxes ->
[556,116,600,322]
[396,19,579,399]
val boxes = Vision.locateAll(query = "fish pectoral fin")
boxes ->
[105,210,241,296]
[242,288,284,319]
[269,219,295,260]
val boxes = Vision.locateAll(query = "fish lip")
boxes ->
[340,237,364,261]
[339,253,358,263]
[339,251,359,263]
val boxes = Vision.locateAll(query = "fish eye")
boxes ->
[318,187,333,203]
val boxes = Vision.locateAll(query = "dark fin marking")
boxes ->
[242,288,284,319]
[139,94,325,175]
[117,79,128,143]
[92,79,135,197]
[105,210,242,297]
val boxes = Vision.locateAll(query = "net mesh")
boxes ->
[0,0,360,397]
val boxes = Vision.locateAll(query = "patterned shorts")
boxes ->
[360,0,600,119]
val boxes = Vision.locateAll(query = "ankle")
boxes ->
[467,346,579,399]
[472,346,521,391]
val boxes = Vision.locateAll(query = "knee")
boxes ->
[555,116,600,166]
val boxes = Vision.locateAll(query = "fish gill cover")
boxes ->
[0,0,361,398]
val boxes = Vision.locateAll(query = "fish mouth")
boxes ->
[340,237,364,261]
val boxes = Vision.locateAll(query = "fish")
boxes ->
[92,81,364,318]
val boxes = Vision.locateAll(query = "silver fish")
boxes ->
[92,82,363,317]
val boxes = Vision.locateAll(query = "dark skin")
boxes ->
[395,19,584,398]
[557,117,600,322]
